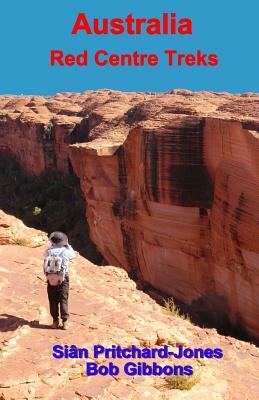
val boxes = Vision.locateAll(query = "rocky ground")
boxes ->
[0,211,47,247]
[1,226,259,399]
[0,89,259,398]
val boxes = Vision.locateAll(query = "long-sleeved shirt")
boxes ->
[43,244,76,274]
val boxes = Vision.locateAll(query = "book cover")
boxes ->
[0,1,258,399]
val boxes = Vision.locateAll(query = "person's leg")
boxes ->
[60,275,69,325]
[47,284,60,324]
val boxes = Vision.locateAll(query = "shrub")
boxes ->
[33,207,42,216]
[163,298,191,322]
[15,237,30,246]
[165,370,201,390]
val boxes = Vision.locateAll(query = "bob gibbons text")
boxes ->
[52,344,223,377]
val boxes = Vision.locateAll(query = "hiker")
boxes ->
[43,231,76,330]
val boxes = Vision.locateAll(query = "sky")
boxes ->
[0,0,258,95]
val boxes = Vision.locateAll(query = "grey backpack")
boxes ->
[44,249,65,286]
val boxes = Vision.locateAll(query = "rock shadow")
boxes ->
[147,288,258,346]
[0,313,53,332]
[0,151,104,265]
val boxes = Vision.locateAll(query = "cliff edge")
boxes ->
[0,89,259,339]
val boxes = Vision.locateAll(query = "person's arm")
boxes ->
[43,247,50,275]
[64,244,76,260]
[43,247,50,258]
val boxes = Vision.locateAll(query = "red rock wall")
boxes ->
[204,119,259,337]
[0,116,78,175]
[70,117,259,339]
[1,91,259,339]
[0,117,47,174]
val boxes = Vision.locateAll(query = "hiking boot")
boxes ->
[62,320,69,330]
[51,320,60,329]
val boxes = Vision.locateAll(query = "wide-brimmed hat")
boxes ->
[49,231,68,247]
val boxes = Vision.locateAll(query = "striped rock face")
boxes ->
[1,89,259,339]
[70,116,259,339]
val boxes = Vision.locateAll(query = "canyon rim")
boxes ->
[0,88,259,340]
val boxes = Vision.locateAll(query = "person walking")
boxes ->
[43,231,76,330]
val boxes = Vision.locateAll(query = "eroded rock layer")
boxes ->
[0,210,47,247]
[0,90,259,338]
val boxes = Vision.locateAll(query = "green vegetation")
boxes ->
[15,237,31,246]
[0,152,102,263]
[163,298,191,322]
[33,207,42,216]
[165,370,201,390]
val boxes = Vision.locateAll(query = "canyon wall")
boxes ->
[0,103,81,174]
[0,90,259,338]
[70,115,259,338]
[0,91,145,174]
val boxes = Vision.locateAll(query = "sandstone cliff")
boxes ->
[0,90,259,339]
